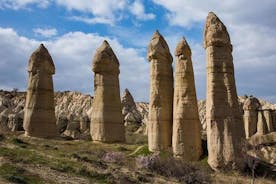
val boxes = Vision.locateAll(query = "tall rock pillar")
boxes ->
[147,31,173,152]
[243,97,260,138]
[23,44,57,138]
[90,41,125,142]
[203,12,245,170]
[172,37,202,160]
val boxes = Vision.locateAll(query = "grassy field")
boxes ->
[0,132,275,184]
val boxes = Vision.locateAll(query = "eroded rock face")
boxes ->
[90,41,125,142]
[121,88,142,124]
[147,31,173,152]
[203,12,245,170]
[23,44,58,138]
[243,97,261,138]
[172,37,202,160]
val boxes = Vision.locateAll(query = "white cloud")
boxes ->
[0,0,50,9]
[33,28,58,38]
[152,0,276,102]
[130,0,155,20]
[0,27,149,101]
[56,0,127,25]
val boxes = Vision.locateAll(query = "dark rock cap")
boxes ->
[28,44,55,74]
[147,30,172,62]
[175,36,191,58]
[203,12,231,49]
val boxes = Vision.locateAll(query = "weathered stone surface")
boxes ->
[90,41,125,142]
[172,37,202,160]
[23,44,58,138]
[147,31,173,151]
[263,110,274,133]
[243,97,261,138]
[121,88,142,124]
[256,111,268,135]
[203,12,245,170]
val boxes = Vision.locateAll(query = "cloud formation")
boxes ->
[0,27,149,101]
[33,28,58,38]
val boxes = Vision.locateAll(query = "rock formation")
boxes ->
[90,40,125,142]
[172,37,202,160]
[263,109,274,132]
[203,12,245,170]
[147,31,173,151]
[121,88,142,124]
[243,97,261,138]
[23,44,58,138]
[256,111,268,135]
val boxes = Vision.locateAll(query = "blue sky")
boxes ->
[0,0,276,103]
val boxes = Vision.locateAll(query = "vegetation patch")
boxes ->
[0,163,47,184]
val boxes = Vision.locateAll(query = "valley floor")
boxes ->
[0,132,275,184]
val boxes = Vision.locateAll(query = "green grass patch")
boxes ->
[129,145,152,156]
[0,163,48,184]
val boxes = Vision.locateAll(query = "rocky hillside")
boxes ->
[0,89,275,139]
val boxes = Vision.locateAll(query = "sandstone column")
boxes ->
[147,31,173,152]
[172,37,202,160]
[23,44,57,138]
[263,109,273,132]
[256,111,268,135]
[90,40,125,142]
[243,97,260,138]
[203,12,245,170]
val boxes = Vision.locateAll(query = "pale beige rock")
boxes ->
[243,97,261,138]
[172,37,202,160]
[256,111,268,135]
[147,31,173,151]
[263,110,274,133]
[203,12,245,170]
[23,44,57,138]
[90,40,125,142]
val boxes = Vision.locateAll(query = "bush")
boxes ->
[136,154,209,183]
[102,152,125,164]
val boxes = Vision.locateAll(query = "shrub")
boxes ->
[136,154,209,183]
[102,152,125,164]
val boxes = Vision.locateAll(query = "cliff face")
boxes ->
[0,90,275,140]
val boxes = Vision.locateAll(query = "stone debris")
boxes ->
[23,44,58,138]
[172,37,202,161]
[90,41,125,142]
[203,12,245,170]
[147,31,173,151]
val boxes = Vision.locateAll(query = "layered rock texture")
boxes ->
[90,41,125,142]
[203,12,245,170]
[23,44,58,138]
[243,97,261,138]
[121,89,143,125]
[147,31,173,152]
[172,37,202,160]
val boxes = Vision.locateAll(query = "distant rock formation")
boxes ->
[243,97,261,138]
[23,44,58,138]
[203,12,245,170]
[90,41,125,142]
[0,90,275,141]
[172,37,202,160]
[147,31,173,152]
[121,88,142,125]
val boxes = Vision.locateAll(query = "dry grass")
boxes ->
[0,132,275,184]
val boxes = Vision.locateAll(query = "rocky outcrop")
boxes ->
[203,12,245,170]
[172,37,202,160]
[23,44,58,138]
[147,31,173,152]
[243,97,261,138]
[121,89,142,125]
[90,41,125,142]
